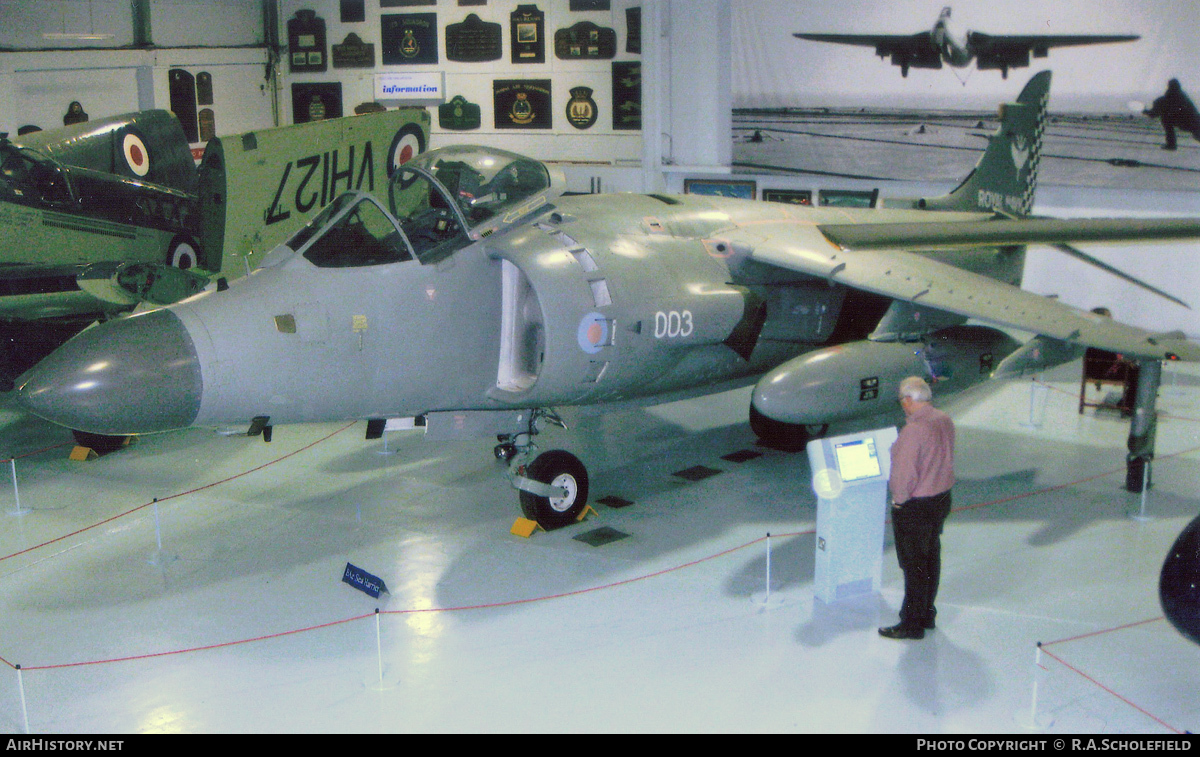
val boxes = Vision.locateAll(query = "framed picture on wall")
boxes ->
[683,178,757,199]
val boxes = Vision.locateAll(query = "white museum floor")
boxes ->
[0,355,1197,733]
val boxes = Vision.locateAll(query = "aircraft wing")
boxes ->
[817,216,1200,250]
[793,31,936,57]
[727,219,1200,361]
[970,32,1140,52]
[968,31,1138,70]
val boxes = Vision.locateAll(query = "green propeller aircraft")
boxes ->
[0,107,429,391]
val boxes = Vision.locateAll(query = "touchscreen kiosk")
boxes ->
[807,426,898,604]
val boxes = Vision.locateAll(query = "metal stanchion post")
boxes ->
[753,532,783,609]
[16,664,29,734]
[765,532,771,604]
[1021,379,1048,428]
[368,608,393,691]
[7,458,29,516]
[1014,643,1053,729]
[375,608,383,688]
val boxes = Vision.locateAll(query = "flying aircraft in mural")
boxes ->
[15,72,1200,535]
[794,6,1139,78]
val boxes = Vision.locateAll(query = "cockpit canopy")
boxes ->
[396,145,558,228]
[284,145,563,269]
[0,139,72,206]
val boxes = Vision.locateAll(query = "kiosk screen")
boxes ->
[833,438,882,482]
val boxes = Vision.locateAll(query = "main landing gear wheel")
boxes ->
[749,404,827,452]
[519,450,589,530]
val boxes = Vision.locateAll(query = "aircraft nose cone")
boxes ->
[17,308,202,435]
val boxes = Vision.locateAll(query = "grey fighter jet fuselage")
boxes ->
[17,73,1200,534]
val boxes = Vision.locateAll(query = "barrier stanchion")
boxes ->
[1015,643,1053,729]
[375,608,383,688]
[7,458,28,517]
[147,499,162,564]
[1021,378,1049,428]
[15,664,29,734]
[368,608,393,691]
[752,532,783,609]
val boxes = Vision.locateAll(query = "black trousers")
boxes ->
[892,490,952,629]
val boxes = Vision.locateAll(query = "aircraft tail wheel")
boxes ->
[519,450,589,530]
[749,404,827,452]
[167,235,200,270]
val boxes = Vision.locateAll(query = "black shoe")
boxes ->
[878,623,925,640]
[924,618,936,630]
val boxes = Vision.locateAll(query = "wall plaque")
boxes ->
[292,82,343,124]
[510,5,545,64]
[287,10,327,72]
[612,62,641,130]
[439,95,482,130]
[554,21,616,59]
[196,72,213,106]
[340,0,365,23]
[333,32,376,68]
[626,6,641,54]
[167,69,198,141]
[494,79,552,129]
[445,13,502,62]
[382,12,439,65]
[198,108,216,142]
[566,86,598,129]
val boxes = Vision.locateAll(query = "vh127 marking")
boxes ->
[265,143,378,226]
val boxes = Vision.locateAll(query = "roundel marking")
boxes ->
[168,235,199,269]
[388,124,427,189]
[123,133,151,177]
[577,312,608,355]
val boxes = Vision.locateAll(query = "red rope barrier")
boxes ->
[1039,646,1184,734]
[1042,616,1165,648]
[4,418,1197,737]
[2,444,1189,671]
[0,422,357,565]
[0,442,73,464]
[21,611,378,672]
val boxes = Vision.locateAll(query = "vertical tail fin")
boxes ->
[919,70,1051,216]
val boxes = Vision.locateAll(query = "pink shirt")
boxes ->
[889,403,956,504]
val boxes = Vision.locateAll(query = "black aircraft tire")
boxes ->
[71,430,128,455]
[519,450,589,530]
[749,404,827,452]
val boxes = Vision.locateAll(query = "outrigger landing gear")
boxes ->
[497,409,590,530]
[1126,359,1162,493]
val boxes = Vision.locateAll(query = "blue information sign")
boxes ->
[342,562,389,598]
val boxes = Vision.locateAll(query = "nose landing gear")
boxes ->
[497,409,590,530]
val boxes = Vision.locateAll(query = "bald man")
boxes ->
[879,376,955,641]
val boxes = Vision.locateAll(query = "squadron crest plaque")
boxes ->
[494,79,552,129]
[565,86,598,129]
